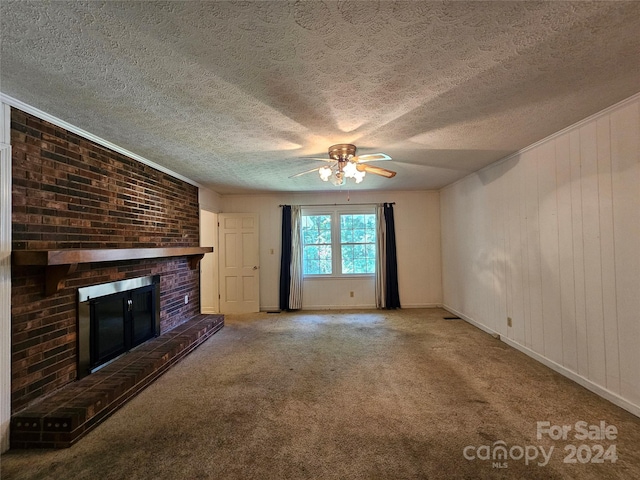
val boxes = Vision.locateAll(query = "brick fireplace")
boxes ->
[9,108,222,446]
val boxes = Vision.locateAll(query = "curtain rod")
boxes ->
[278,202,394,207]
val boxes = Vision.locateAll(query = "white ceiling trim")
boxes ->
[0,92,201,188]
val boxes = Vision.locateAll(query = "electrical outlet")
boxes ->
[507,317,512,327]
[184,295,189,305]
[350,291,354,298]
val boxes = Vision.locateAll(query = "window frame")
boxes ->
[301,205,377,278]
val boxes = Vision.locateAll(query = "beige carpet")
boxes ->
[2,308,639,479]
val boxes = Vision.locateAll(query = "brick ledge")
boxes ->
[10,314,224,449]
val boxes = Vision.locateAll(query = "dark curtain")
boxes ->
[279,205,292,311]
[383,203,401,309]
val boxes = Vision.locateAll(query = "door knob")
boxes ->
[253,266,259,270]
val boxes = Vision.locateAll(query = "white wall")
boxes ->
[441,93,640,416]
[198,187,222,313]
[199,209,218,313]
[198,187,222,213]
[221,190,441,311]
[1,102,12,452]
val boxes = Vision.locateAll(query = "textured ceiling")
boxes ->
[1,1,639,194]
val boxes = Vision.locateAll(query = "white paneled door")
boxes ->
[218,213,260,313]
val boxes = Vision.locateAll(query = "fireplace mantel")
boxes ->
[12,246,213,295]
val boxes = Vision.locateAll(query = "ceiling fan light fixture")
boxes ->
[331,171,346,186]
[318,166,332,181]
[295,143,394,186]
[342,161,357,178]
[328,143,357,162]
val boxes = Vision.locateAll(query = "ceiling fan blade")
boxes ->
[352,153,392,163]
[356,164,396,178]
[299,156,335,162]
[289,166,323,178]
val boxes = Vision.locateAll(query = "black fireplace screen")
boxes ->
[91,285,156,369]
[78,276,160,378]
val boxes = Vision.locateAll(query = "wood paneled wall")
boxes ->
[441,94,640,415]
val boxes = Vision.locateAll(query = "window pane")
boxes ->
[365,215,376,229]
[305,259,320,275]
[353,244,366,257]
[319,257,332,274]
[339,213,376,274]
[302,214,332,275]
[341,245,354,274]
[365,243,376,258]
[303,231,316,245]
[353,228,366,242]
[302,215,331,244]
[366,257,375,273]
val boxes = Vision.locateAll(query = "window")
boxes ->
[302,208,376,276]
[302,214,332,275]
[340,213,376,274]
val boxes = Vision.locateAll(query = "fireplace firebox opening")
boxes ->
[77,276,160,378]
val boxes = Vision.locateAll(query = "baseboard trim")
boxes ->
[442,305,640,419]
[400,303,441,309]
[301,304,377,310]
[259,304,442,311]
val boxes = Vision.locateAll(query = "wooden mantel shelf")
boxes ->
[12,247,213,295]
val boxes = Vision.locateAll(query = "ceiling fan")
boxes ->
[290,144,396,186]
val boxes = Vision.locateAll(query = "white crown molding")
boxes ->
[0,92,201,188]
[440,91,640,192]
[0,103,12,453]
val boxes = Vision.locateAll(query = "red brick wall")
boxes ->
[10,108,202,412]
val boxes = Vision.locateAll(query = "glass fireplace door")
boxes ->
[89,285,158,371]
[91,292,128,368]
[131,285,155,345]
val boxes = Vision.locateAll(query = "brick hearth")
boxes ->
[11,313,223,449]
